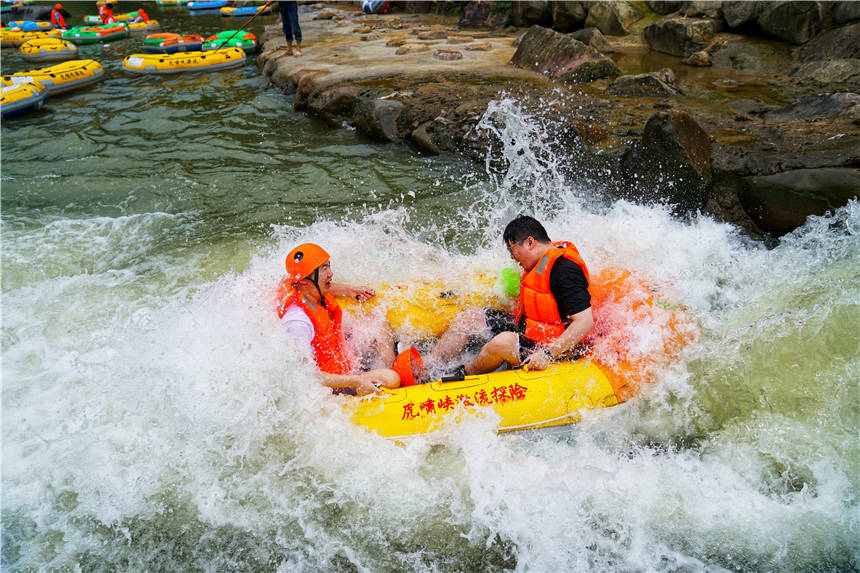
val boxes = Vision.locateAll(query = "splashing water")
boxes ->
[2,71,857,573]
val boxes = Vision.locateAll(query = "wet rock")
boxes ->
[352,25,372,33]
[647,1,682,15]
[417,30,447,40]
[789,59,860,84]
[411,121,441,155]
[834,1,860,25]
[728,98,777,115]
[681,1,723,18]
[314,8,339,20]
[757,1,823,45]
[386,39,407,47]
[796,23,860,62]
[355,99,406,142]
[763,93,860,122]
[738,168,860,236]
[465,42,493,51]
[447,35,475,44]
[307,85,360,125]
[510,25,621,82]
[395,44,431,54]
[1,3,51,20]
[512,1,554,28]
[644,17,719,57]
[711,40,789,72]
[458,2,491,28]
[570,27,615,54]
[551,2,587,32]
[722,1,766,28]
[434,49,463,61]
[608,68,681,97]
[685,50,712,66]
[622,110,713,215]
[584,1,644,36]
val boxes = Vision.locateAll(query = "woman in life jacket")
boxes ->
[276,243,421,396]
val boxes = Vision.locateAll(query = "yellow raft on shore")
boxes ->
[121,47,246,74]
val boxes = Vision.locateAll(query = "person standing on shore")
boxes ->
[267,1,302,57]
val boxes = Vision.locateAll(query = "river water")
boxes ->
[2,5,858,572]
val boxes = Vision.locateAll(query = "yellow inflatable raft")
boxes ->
[348,360,619,438]
[1,59,104,95]
[121,47,246,74]
[0,28,62,48]
[126,19,161,34]
[1,79,48,119]
[19,37,78,63]
[338,272,511,341]
[341,267,695,437]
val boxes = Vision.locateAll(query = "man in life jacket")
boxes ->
[51,4,70,29]
[428,215,593,376]
[133,9,150,23]
[276,243,421,396]
[101,3,116,25]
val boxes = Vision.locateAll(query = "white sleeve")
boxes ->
[281,304,315,358]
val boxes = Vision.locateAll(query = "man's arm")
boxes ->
[524,306,593,370]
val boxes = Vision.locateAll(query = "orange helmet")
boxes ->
[285,243,329,284]
[55,3,63,8]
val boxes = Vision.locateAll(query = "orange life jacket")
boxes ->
[51,9,66,27]
[515,241,591,344]
[101,8,115,24]
[275,281,352,375]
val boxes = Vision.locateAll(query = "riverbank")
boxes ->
[258,1,858,240]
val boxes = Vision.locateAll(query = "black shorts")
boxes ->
[484,309,536,362]
[483,309,587,363]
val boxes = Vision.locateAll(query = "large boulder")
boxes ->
[512,1,553,28]
[510,25,621,82]
[763,93,860,123]
[622,111,713,214]
[1,3,51,21]
[738,168,860,236]
[584,1,644,36]
[354,99,406,142]
[551,1,587,32]
[647,1,682,15]
[570,27,615,53]
[789,60,860,84]
[458,1,511,28]
[757,1,823,44]
[306,86,360,126]
[680,1,723,18]
[711,40,790,72]
[722,1,766,28]
[643,17,719,57]
[608,68,681,96]
[796,23,860,62]
[834,1,860,25]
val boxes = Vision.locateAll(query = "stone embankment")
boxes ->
[258,1,859,240]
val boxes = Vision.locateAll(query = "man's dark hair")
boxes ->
[503,215,551,245]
